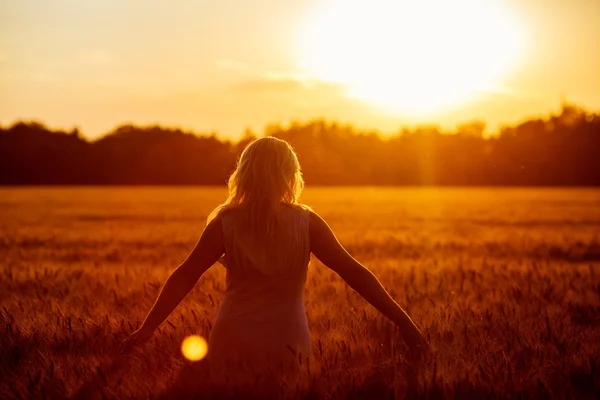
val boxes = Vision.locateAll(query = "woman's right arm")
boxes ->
[309,211,429,352]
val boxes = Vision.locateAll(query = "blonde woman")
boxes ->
[123,136,429,383]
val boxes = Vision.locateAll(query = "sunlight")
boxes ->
[181,335,208,361]
[297,0,525,114]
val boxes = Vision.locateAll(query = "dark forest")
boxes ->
[1,103,598,185]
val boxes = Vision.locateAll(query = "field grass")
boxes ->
[1,187,600,399]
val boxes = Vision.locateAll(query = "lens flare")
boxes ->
[181,335,208,361]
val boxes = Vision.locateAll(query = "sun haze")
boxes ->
[298,0,525,114]
[1,0,598,138]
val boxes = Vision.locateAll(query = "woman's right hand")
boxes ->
[402,329,431,359]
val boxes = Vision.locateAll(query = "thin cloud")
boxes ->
[236,77,307,93]
[234,72,346,94]
[216,59,248,72]
[230,73,369,124]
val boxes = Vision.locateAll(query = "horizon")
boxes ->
[2,101,595,142]
[2,0,599,140]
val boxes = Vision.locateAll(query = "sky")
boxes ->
[1,0,599,139]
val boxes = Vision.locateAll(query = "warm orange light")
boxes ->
[181,335,208,361]
[298,0,526,114]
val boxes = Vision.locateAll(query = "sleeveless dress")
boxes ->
[206,205,312,383]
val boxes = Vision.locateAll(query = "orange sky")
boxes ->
[1,0,598,139]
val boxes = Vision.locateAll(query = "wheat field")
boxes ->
[1,187,599,399]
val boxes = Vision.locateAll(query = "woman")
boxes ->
[123,136,429,386]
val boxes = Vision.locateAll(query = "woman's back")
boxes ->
[124,136,428,397]
[206,204,312,378]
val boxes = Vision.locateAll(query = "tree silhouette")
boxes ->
[1,103,598,185]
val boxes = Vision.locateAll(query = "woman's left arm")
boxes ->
[123,216,224,348]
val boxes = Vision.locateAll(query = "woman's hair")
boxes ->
[206,136,309,239]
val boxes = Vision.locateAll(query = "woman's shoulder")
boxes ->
[281,202,312,215]
[209,205,239,225]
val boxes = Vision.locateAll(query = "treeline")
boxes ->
[1,103,599,185]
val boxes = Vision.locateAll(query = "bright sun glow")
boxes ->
[181,335,208,361]
[298,0,525,114]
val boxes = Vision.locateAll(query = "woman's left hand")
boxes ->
[120,327,154,354]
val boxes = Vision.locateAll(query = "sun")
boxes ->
[297,0,525,114]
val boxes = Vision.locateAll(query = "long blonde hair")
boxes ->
[207,136,309,243]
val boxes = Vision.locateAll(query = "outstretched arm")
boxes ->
[123,216,224,348]
[309,211,428,351]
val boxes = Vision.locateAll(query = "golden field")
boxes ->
[1,187,599,399]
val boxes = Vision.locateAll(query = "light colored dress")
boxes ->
[206,204,312,382]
